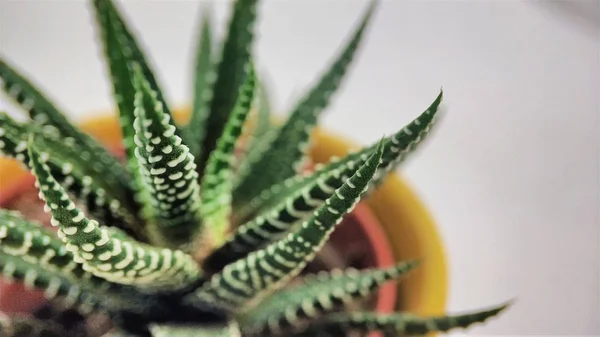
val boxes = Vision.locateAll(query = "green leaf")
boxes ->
[293,302,511,336]
[130,62,203,248]
[27,142,203,292]
[183,5,216,159]
[204,152,367,270]
[1,209,89,280]
[236,89,443,223]
[0,57,133,196]
[0,252,91,308]
[197,65,256,249]
[0,210,158,315]
[252,76,275,141]
[0,113,145,240]
[196,0,259,170]
[187,140,384,312]
[232,0,379,208]
[91,0,177,217]
[239,260,419,335]
[0,251,142,315]
[207,92,443,269]
[0,112,35,165]
[233,73,276,184]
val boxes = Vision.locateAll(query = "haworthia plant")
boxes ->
[0,0,510,336]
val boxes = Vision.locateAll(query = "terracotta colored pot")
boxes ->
[0,110,424,321]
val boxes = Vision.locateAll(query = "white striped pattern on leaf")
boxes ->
[28,142,202,292]
[234,89,443,223]
[231,0,379,210]
[0,58,132,196]
[198,65,256,248]
[131,63,203,248]
[292,302,511,336]
[239,260,419,335]
[197,0,259,170]
[187,141,384,313]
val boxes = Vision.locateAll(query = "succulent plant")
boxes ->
[0,0,510,336]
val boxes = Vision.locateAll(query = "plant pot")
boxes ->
[0,109,448,330]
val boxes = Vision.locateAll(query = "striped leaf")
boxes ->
[0,114,144,240]
[292,302,511,336]
[0,252,93,308]
[0,210,158,315]
[184,5,216,159]
[204,153,366,270]
[0,58,132,196]
[197,65,256,249]
[27,142,203,291]
[0,252,144,316]
[196,0,259,170]
[233,74,276,184]
[236,89,443,223]
[251,76,275,144]
[1,209,91,281]
[131,62,203,248]
[239,260,419,335]
[91,0,177,218]
[208,92,442,269]
[0,251,152,317]
[187,141,384,312]
[232,0,379,208]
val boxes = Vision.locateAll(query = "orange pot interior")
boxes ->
[0,108,448,320]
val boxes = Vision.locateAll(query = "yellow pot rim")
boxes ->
[0,109,448,318]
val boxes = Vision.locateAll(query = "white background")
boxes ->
[0,0,598,335]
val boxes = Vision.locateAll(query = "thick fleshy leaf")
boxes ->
[27,142,202,291]
[0,210,154,315]
[0,58,133,196]
[239,260,419,335]
[1,209,91,281]
[186,141,384,312]
[235,89,443,223]
[184,5,216,159]
[233,74,276,182]
[0,252,147,316]
[197,65,256,249]
[0,252,93,309]
[91,0,177,218]
[204,152,367,270]
[130,63,203,248]
[292,302,511,336]
[232,0,379,208]
[251,76,275,143]
[207,92,443,269]
[196,0,259,169]
[0,113,145,240]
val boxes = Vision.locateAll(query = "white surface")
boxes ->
[1,0,598,335]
